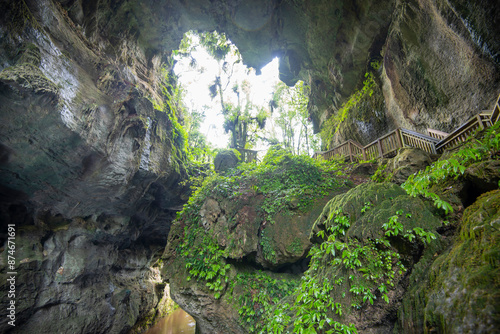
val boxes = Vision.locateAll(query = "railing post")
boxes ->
[395,129,403,150]
[476,114,485,130]
[348,141,353,162]
[377,140,383,158]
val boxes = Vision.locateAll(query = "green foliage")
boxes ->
[230,271,299,333]
[370,59,382,71]
[395,190,500,333]
[371,163,393,183]
[382,210,436,245]
[174,30,268,150]
[183,148,343,224]
[287,238,304,255]
[320,72,376,149]
[198,31,232,60]
[147,64,190,167]
[402,122,500,213]
[184,107,214,163]
[261,229,277,264]
[173,30,233,61]
[268,81,319,156]
[173,150,448,334]
[180,226,230,299]
[261,194,442,334]
[172,149,347,311]
[254,147,346,223]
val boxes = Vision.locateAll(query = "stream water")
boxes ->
[143,308,196,334]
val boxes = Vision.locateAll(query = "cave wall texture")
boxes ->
[0,0,499,333]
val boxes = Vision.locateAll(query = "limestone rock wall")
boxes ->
[321,0,500,147]
[0,0,188,332]
[1,0,499,333]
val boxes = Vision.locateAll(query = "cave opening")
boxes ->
[171,30,319,160]
[172,30,279,152]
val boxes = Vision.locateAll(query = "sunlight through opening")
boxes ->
[172,30,319,160]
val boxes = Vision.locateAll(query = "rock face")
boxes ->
[0,0,499,333]
[213,150,240,173]
[0,0,189,332]
[395,189,500,333]
[390,147,434,184]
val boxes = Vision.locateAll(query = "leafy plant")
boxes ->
[402,121,500,214]
[371,163,393,183]
[230,272,298,333]
[180,227,230,299]
[261,229,277,264]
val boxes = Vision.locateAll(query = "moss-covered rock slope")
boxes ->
[163,124,500,334]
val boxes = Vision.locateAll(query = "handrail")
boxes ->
[237,148,259,163]
[491,94,500,124]
[427,128,449,140]
[435,113,490,152]
[314,93,500,161]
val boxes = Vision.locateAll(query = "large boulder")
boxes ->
[162,152,350,333]
[213,150,240,173]
[390,147,434,184]
[395,189,500,333]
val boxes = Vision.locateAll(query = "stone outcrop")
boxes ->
[0,0,499,333]
[0,0,189,332]
[213,150,239,173]
[162,151,351,333]
[395,189,500,333]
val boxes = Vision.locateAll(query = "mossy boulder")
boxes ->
[214,150,240,172]
[390,147,434,185]
[464,160,500,195]
[291,182,446,333]
[162,153,350,333]
[312,182,442,244]
[396,189,500,333]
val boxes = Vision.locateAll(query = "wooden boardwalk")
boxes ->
[314,93,500,161]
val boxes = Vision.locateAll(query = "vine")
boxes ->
[320,71,377,149]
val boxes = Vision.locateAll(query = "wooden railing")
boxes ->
[313,140,364,162]
[364,129,405,160]
[400,129,439,154]
[427,128,449,140]
[492,94,500,124]
[314,93,500,161]
[238,149,258,163]
[435,112,492,152]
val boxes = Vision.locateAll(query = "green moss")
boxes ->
[0,44,59,99]
[320,72,377,148]
[371,163,393,183]
[286,237,303,256]
[396,190,500,333]
[261,228,277,264]
[6,0,42,35]
[18,43,42,66]
[311,182,441,241]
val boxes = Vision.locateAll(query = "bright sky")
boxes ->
[173,35,280,149]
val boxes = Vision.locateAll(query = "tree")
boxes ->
[199,32,268,150]
[268,81,318,156]
[184,106,213,163]
[173,30,271,153]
